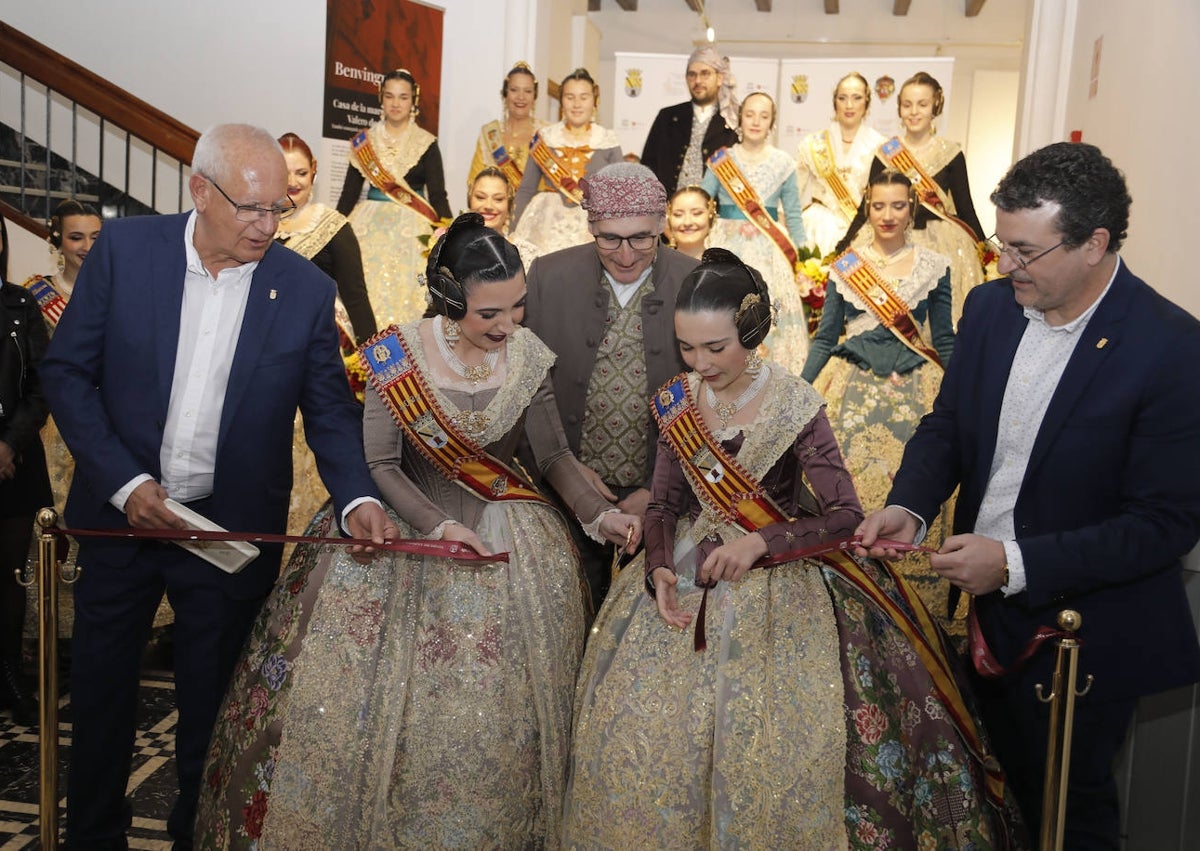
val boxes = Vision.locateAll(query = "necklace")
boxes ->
[704,365,770,429]
[434,315,499,384]
[865,241,913,268]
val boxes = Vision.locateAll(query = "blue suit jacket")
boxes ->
[41,213,379,597]
[889,261,1200,702]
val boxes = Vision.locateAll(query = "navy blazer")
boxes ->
[40,213,379,597]
[889,261,1200,702]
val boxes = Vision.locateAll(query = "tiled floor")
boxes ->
[0,672,177,850]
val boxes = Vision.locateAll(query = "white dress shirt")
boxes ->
[603,265,654,308]
[111,212,255,508]
[975,260,1119,595]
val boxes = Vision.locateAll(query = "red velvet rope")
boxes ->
[45,524,509,564]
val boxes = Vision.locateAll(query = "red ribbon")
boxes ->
[692,535,932,650]
[47,524,509,564]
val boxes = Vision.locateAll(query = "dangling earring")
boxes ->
[442,317,462,347]
[745,349,763,375]
[736,126,744,142]
[49,237,65,274]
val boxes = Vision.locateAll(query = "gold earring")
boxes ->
[443,318,462,346]
[745,350,763,374]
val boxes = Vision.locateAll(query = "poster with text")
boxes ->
[320,0,444,205]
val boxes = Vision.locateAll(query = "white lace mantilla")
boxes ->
[838,246,948,340]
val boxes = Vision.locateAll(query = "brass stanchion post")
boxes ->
[18,508,80,850]
[1035,609,1094,851]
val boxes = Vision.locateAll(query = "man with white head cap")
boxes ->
[640,46,740,197]
[524,162,698,607]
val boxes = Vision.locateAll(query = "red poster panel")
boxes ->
[323,0,444,140]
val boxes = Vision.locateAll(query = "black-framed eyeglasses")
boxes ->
[985,234,1065,271]
[594,233,658,251]
[207,177,296,223]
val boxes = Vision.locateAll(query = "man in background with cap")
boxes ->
[640,47,739,197]
[524,162,698,608]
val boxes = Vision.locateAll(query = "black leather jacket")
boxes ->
[0,281,50,460]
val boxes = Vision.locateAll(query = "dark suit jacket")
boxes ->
[640,102,738,197]
[523,244,698,489]
[40,212,379,597]
[888,262,1200,702]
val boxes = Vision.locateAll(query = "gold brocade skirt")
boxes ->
[347,198,434,328]
[812,357,963,634]
[196,500,588,849]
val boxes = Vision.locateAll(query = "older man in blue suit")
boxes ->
[41,124,397,850]
[858,142,1200,849]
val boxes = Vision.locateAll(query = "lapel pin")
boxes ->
[1096,337,1108,349]
[269,289,278,300]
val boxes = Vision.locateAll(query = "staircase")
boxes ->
[0,22,199,238]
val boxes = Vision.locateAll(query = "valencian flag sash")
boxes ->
[832,249,944,370]
[527,133,586,205]
[652,373,792,534]
[878,136,980,242]
[707,148,801,272]
[24,276,67,327]
[484,123,524,187]
[350,130,441,224]
[808,130,860,223]
[651,373,1007,810]
[359,326,550,506]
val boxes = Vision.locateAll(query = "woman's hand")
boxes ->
[441,522,492,557]
[652,566,693,630]
[698,532,768,585]
[598,512,642,553]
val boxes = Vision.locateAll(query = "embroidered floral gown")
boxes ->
[563,367,1020,849]
[796,123,887,257]
[337,121,452,327]
[510,122,622,257]
[701,145,810,370]
[802,245,959,632]
[196,323,611,849]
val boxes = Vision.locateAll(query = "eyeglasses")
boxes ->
[207,178,296,222]
[594,233,659,251]
[985,234,1065,271]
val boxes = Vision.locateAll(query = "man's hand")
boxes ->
[931,534,1008,595]
[125,481,187,530]
[854,506,921,559]
[616,487,651,519]
[344,502,400,564]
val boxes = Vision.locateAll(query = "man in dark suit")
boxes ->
[524,162,698,607]
[858,142,1200,849]
[41,123,397,850]
[639,46,739,198]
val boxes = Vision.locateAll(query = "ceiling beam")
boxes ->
[966,0,987,15]
[824,0,839,13]
[614,0,638,9]
[755,0,772,10]
[894,0,912,14]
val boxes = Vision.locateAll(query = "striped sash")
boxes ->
[808,130,860,223]
[832,249,944,370]
[878,137,980,242]
[23,275,67,327]
[484,122,523,187]
[527,134,585,205]
[708,147,800,269]
[359,326,550,506]
[350,130,440,224]
[652,373,791,533]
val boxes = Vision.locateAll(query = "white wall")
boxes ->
[1062,0,1200,318]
